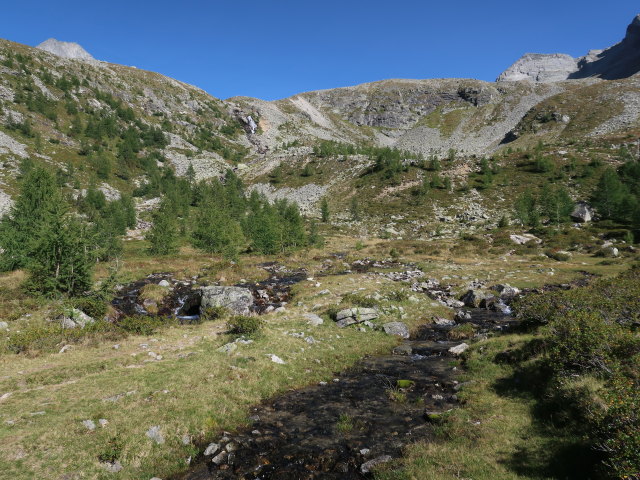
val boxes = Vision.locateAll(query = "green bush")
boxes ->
[595,370,640,477]
[546,249,571,261]
[227,315,262,336]
[70,295,109,319]
[117,315,170,335]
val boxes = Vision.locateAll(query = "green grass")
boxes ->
[376,334,595,480]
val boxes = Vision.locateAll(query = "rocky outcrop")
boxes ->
[497,14,640,83]
[497,54,578,83]
[36,38,95,61]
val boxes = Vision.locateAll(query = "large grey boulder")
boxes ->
[200,286,254,315]
[335,307,378,327]
[383,322,410,339]
[571,202,593,223]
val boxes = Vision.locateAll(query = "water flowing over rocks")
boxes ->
[177,305,518,479]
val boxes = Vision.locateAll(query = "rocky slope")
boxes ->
[0,14,639,234]
[498,14,640,82]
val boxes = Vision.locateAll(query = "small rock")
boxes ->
[225,442,238,453]
[158,280,171,288]
[102,460,123,473]
[434,317,455,326]
[82,419,96,431]
[146,426,165,444]
[360,448,371,456]
[211,451,228,465]
[0,321,8,330]
[361,455,392,474]
[304,313,324,326]
[59,345,72,354]
[217,343,238,354]
[204,443,220,456]
[182,434,191,445]
[268,354,286,364]
[99,419,109,427]
[449,343,470,356]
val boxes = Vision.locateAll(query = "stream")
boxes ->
[174,308,517,479]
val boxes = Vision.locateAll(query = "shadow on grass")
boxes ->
[490,340,603,479]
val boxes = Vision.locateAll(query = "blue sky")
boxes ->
[2,1,638,100]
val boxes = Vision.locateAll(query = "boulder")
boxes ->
[335,307,378,327]
[493,284,521,302]
[449,343,470,356]
[200,286,253,315]
[509,234,542,245]
[571,202,593,223]
[304,313,324,326]
[460,289,489,308]
[57,309,95,329]
[382,322,410,339]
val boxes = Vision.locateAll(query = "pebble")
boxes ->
[204,443,220,456]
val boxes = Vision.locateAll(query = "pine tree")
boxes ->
[192,200,245,259]
[320,198,330,223]
[26,207,93,296]
[350,197,361,221]
[514,190,539,227]
[0,166,63,271]
[592,168,626,220]
[146,199,179,255]
[541,185,573,228]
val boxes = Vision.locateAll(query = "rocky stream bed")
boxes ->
[109,261,521,479]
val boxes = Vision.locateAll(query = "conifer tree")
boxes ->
[320,198,330,223]
[146,198,179,255]
[26,205,93,296]
[192,199,245,259]
[0,166,62,270]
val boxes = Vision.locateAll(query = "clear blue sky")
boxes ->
[2,1,638,100]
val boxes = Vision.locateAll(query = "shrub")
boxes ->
[200,305,228,322]
[546,249,571,261]
[595,371,640,477]
[117,315,169,335]
[227,315,262,336]
[70,295,109,319]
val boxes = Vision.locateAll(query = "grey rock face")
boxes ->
[200,286,254,315]
[497,53,578,83]
[498,14,640,83]
[382,322,410,339]
[36,38,95,61]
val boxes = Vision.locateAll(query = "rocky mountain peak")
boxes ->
[497,13,640,83]
[36,38,95,61]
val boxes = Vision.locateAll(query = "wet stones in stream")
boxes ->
[177,309,517,480]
